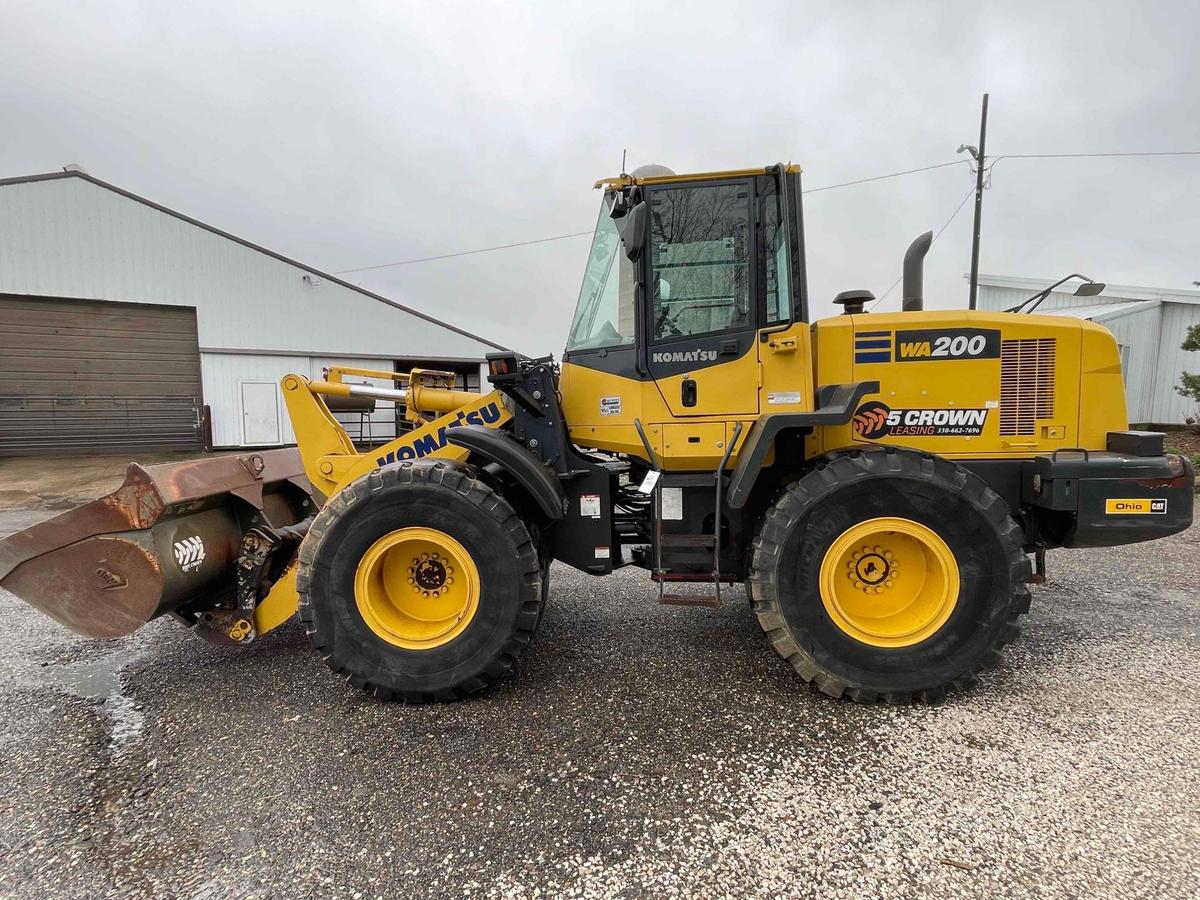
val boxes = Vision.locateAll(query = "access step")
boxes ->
[650,571,738,583]
[660,534,716,548]
[658,592,722,608]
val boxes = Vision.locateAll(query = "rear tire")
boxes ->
[297,460,542,702]
[749,447,1031,703]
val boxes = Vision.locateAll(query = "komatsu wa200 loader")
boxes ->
[2,162,1193,703]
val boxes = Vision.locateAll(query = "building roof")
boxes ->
[1037,300,1159,322]
[0,170,507,351]
[975,273,1200,305]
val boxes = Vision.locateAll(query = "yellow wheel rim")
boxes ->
[354,527,480,650]
[819,517,960,648]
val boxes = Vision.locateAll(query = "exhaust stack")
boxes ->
[902,231,934,312]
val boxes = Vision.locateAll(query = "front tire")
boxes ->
[750,447,1031,703]
[297,460,542,702]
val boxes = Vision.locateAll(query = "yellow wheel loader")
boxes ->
[2,163,1194,703]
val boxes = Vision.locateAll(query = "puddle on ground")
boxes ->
[37,642,148,756]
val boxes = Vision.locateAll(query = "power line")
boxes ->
[801,159,968,194]
[333,159,970,274]
[332,150,1199,275]
[333,230,595,274]
[991,150,1200,160]
[868,186,977,311]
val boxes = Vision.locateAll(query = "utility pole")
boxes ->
[966,93,989,310]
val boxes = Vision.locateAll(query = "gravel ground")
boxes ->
[0,500,1197,899]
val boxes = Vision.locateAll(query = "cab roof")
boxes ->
[593,163,801,190]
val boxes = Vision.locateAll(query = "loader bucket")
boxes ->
[0,450,316,639]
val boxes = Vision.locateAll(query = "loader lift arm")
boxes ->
[247,353,593,638]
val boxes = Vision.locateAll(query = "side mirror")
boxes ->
[1075,281,1105,297]
[616,200,648,262]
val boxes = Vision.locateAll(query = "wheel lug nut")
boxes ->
[885,579,894,588]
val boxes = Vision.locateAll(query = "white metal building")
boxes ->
[0,170,503,454]
[976,275,1200,426]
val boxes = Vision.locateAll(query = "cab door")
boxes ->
[644,179,760,417]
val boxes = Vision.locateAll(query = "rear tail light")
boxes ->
[1134,454,1193,489]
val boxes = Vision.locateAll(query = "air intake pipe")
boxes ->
[902,231,934,311]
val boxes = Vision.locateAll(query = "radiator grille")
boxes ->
[1000,338,1056,436]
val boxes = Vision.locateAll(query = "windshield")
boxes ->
[565,194,636,351]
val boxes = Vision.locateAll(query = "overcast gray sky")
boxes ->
[2,0,1197,353]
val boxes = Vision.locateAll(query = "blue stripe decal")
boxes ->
[856,330,891,337]
[853,339,891,349]
[855,351,892,363]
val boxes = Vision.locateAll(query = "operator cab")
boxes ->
[564,164,809,419]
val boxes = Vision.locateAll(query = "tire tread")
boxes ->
[296,460,542,703]
[749,446,1031,704]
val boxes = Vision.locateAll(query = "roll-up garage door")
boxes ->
[0,295,204,455]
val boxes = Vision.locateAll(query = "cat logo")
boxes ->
[1104,498,1167,515]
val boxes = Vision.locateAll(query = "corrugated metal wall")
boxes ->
[0,174,500,450]
[978,279,1200,425]
[1153,302,1200,424]
[0,176,498,362]
[199,353,404,448]
[1100,306,1162,424]
[0,295,203,454]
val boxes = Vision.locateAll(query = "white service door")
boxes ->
[240,381,281,445]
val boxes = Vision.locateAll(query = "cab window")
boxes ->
[760,181,790,325]
[565,196,636,351]
[648,182,752,342]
